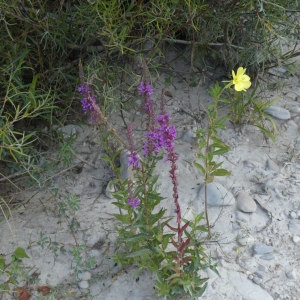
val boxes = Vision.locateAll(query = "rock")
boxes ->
[78,280,89,289]
[264,106,291,120]
[286,269,297,280]
[105,180,116,199]
[254,271,264,279]
[236,211,250,223]
[120,149,135,182]
[288,220,300,234]
[253,244,273,255]
[290,211,297,219]
[198,182,235,206]
[57,124,83,139]
[227,270,273,300]
[293,236,300,244]
[253,276,263,285]
[237,192,257,213]
[78,271,92,281]
[181,129,193,143]
[237,235,255,246]
[260,254,275,260]
[266,159,280,172]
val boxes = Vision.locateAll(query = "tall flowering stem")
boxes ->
[77,82,128,149]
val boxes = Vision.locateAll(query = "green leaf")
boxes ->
[195,282,208,297]
[194,162,205,174]
[113,214,131,224]
[13,247,29,259]
[123,233,146,242]
[112,201,128,209]
[149,209,166,226]
[210,169,231,176]
[196,225,208,232]
[0,256,5,273]
[127,248,151,258]
[147,193,164,201]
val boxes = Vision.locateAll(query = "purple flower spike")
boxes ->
[127,197,140,208]
[127,152,141,168]
[138,81,153,95]
[78,83,101,125]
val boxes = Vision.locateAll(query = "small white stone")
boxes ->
[78,280,89,289]
[78,271,92,281]
[290,211,297,219]
[286,269,297,280]
[248,274,254,280]
[105,180,116,199]
[292,236,300,244]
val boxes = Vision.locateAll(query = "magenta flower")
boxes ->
[127,152,140,168]
[143,113,177,156]
[138,81,153,95]
[78,83,101,125]
[126,123,141,168]
[127,197,140,208]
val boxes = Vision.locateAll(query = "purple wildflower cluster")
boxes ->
[78,83,101,125]
[126,123,141,168]
[143,112,177,157]
[127,197,141,208]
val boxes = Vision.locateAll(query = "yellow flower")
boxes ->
[231,67,251,92]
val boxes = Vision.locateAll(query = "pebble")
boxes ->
[198,182,235,206]
[105,180,116,199]
[236,191,257,213]
[266,159,280,172]
[258,265,266,272]
[236,211,250,223]
[181,129,194,143]
[292,236,300,244]
[120,149,135,182]
[286,269,297,280]
[288,220,300,234]
[78,271,92,281]
[254,271,264,279]
[78,280,89,289]
[58,124,83,139]
[253,276,263,285]
[260,254,275,260]
[253,244,273,255]
[264,106,291,120]
[290,211,297,219]
[237,234,255,246]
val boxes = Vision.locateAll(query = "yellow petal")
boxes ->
[232,70,236,78]
[236,67,246,77]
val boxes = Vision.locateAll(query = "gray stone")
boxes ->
[258,265,266,272]
[78,271,92,281]
[264,106,291,120]
[198,182,235,206]
[293,235,300,244]
[253,244,273,255]
[254,271,264,279]
[266,159,280,172]
[288,220,300,235]
[120,149,135,182]
[105,180,116,199]
[236,211,250,223]
[181,129,193,143]
[237,192,257,213]
[78,280,89,289]
[260,254,275,260]
[227,270,273,300]
[58,124,83,139]
[253,276,263,285]
[286,269,297,280]
[290,211,297,219]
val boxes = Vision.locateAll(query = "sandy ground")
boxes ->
[1,48,300,300]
